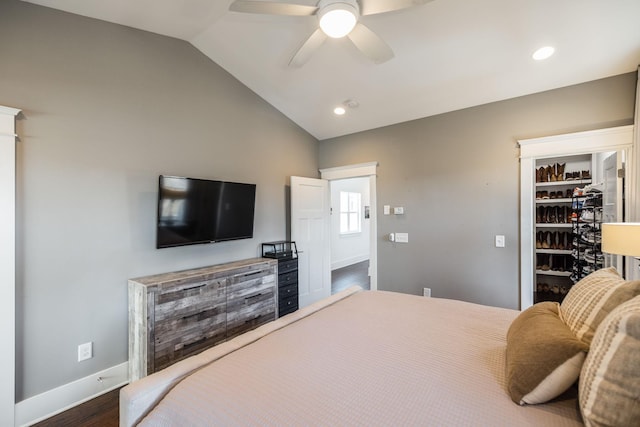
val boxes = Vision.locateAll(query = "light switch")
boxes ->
[393,207,404,215]
[495,235,505,248]
[396,233,409,243]
[383,205,390,215]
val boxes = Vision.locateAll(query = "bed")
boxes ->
[121,285,598,426]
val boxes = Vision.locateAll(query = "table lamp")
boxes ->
[602,223,640,259]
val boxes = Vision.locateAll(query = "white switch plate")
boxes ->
[495,235,505,248]
[383,205,390,215]
[393,207,404,215]
[396,232,409,243]
[423,287,431,297]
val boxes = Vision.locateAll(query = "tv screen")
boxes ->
[156,175,256,248]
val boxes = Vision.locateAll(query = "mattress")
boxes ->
[124,288,583,426]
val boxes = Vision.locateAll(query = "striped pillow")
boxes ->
[560,267,640,346]
[579,295,640,427]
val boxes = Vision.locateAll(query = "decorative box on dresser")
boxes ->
[128,258,277,381]
[262,241,299,317]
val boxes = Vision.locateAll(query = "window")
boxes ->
[340,191,361,234]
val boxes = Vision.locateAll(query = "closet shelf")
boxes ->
[536,270,572,277]
[536,198,572,204]
[535,223,572,228]
[536,249,572,255]
[535,179,591,188]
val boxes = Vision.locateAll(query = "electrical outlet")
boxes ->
[78,342,93,362]
[423,287,431,297]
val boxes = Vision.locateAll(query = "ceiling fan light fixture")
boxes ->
[318,1,359,38]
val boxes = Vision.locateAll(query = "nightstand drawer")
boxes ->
[278,258,298,274]
[278,294,298,317]
[278,282,298,300]
[278,270,297,286]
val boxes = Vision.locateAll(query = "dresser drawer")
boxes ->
[226,289,276,339]
[278,258,298,274]
[152,280,227,372]
[154,279,226,321]
[278,282,298,301]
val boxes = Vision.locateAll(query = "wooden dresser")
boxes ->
[128,258,277,381]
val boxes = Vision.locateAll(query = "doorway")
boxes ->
[329,176,371,294]
[320,162,378,293]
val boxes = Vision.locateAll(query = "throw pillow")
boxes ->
[506,301,589,405]
[579,295,640,427]
[560,267,640,346]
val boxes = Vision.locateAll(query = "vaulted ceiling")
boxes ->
[22,0,640,140]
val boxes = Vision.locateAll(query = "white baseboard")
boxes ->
[331,255,369,271]
[15,362,129,427]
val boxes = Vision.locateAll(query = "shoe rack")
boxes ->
[571,189,604,282]
[534,154,592,304]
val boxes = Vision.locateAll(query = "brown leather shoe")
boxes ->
[557,163,566,181]
[539,166,547,182]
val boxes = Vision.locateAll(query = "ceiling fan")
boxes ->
[229,0,432,67]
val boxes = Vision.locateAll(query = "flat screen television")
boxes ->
[156,175,256,249]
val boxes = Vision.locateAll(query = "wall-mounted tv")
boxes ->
[156,175,256,249]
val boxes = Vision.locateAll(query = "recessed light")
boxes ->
[334,106,346,115]
[532,46,555,61]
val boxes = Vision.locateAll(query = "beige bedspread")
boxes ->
[130,289,583,426]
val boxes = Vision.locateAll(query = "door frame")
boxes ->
[0,105,20,427]
[320,162,378,291]
[518,126,634,309]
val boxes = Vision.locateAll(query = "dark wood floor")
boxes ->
[34,262,370,425]
[332,260,370,294]
[33,387,120,427]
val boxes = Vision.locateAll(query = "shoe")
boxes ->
[551,231,559,250]
[549,191,556,199]
[566,189,573,198]
[539,166,547,182]
[582,170,591,180]
[556,163,566,181]
[541,231,551,249]
[550,164,558,182]
[536,206,544,223]
[545,165,553,183]
[549,206,557,223]
[535,167,542,183]
[536,231,543,249]
[541,191,549,199]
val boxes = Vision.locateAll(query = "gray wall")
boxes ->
[0,1,318,400]
[319,73,637,309]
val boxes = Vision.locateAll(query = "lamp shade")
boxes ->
[601,223,640,257]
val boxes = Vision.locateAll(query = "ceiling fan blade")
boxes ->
[289,29,327,67]
[347,23,394,64]
[360,0,434,16]
[229,1,318,16]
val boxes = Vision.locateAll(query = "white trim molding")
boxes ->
[0,105,20,427]
[319,162,378,180]
[14,362,129,427]
[518,126,634,309]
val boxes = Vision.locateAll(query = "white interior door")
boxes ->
[291,176,331,308]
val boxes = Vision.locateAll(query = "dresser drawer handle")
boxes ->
[245,293,263,303]
[181,312,201,321]
[182,283,207,291]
